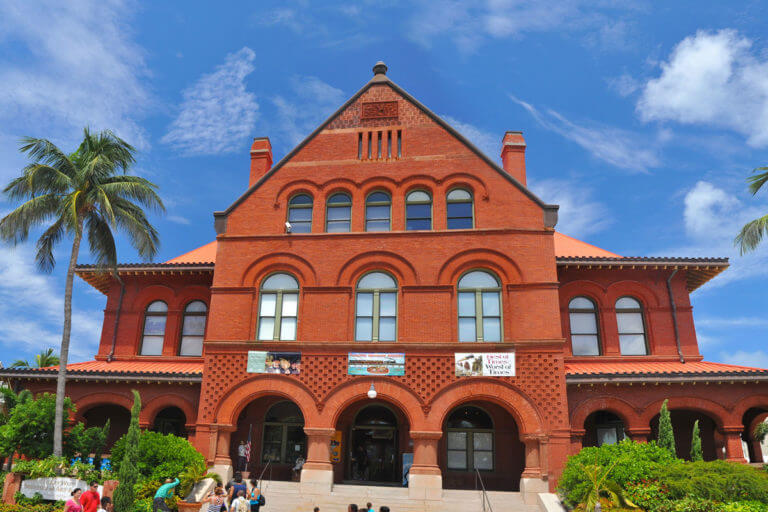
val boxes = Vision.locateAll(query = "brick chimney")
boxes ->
[500,131,527,186]
[249,137,273,187]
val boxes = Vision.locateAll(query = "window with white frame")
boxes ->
[616,297,648,355]
[457,271,502,342]
[258,273,299,341]
[355,272,397,342]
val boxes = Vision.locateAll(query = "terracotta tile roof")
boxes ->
[165,241,218,264]
[553,232,621,258]
[0,360,203,382]
[566,360,768,383]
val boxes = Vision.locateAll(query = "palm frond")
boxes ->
[112,198,161,260]
[18,137,77,177]
[735,213,768,255]
[84,212,118,271]
[0,194,63,244]
[747,166,768,196]
[35,217,66,272]
[99,176,165,213]
[9,360,30,368]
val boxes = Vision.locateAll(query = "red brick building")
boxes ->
[4,62,768,500]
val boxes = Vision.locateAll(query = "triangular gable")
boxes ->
[214,67,558,231]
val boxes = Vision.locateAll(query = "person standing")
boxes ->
[228,472,247,504]
[79,481,100,512]
[237,441,247,472]
[203,488,227,512]
[97,497,113,512]
[153,477,179,512]
[65,489,83,512]
[248,478,262,512]
[365,502,373,512]
[229,490,249,512]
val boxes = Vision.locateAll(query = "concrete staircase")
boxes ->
[253,480,542,512]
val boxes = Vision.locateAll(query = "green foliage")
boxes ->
[723,502,768,512]
[658,399,676,458]
[0,393,75,458]
[735,165,768,254]
[112,431,204,484]
[10,348,60,369]
[557,440,677,507]
[691,420,703,462]
[754,422,768,444]
[0,501,61,512]
[179,459,221,497]
[625,480,672,511]
[660,460,768,503]
[655,497,725,512]
[12,455,104,482]
[576,457,638,510]
[66,419,110,465]
[113,390,141,512]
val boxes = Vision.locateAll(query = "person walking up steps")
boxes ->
[229,490,249,512]
[248,477,264,512]
[203,488,227,512]
[153,477,179,512]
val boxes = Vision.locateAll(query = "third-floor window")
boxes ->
[458,271,502,342]
[405,190,432,230]
[140,301,168,356]
[179,301,207,356]
[616,297,648,355]
[326,193,352,232]
[569,297,601,356]
[288,194,313,233]
[447,189,474,229]
[258,273,299,341]
[365,192,391,231]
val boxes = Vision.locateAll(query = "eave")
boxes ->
[75,263,214,294]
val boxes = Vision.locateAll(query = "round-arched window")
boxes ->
[365,192,391,232]
[457,271,501,342]
[288,194,313,233]
[405,190,432,230]
[140,301,168,355]
[568,297,600,356]
[258,273,299,341]
[447,189,474,229]
[179,301,207,356]
[262,401,306,464]
[326,193,351,232]
[446,406,494,471]
[616,297,648,355]
[356,272,397,341]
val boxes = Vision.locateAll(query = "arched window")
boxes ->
[326,193,351,232]
[569,297,600,356]
[258,273,299,341]
[405,190,432,230]
[446,406,494,471]
[262,401,306,464]
[616,297,648,355]
[179,301,207,356]
[365,191,391,232]
[356,272,397,341]
[152,407,187,438]
[457,271,501,342]
[287,194,312,233]
[446,189,474,229]
[140,301,167,355]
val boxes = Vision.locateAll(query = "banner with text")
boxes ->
[348,353,405,376]
[455,352,515,377]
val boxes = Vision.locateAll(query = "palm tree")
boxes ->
[10,348,60,369]
[578,457,638,511]
[735,165,768,254]
[0,128,164,456]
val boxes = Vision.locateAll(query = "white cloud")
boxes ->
[529,179,611,238]
[720,350,768,369]
[684,181,743,240]
[637,29,768,147]
[0,245,102,364]
[440,115,500,162]
[607,73,641,97]
[0,0,151,151]
[272,76,345,146]
[162,47,259,156]
[697,316,768,328]
[167,215,191,225]
[511,95,660,172]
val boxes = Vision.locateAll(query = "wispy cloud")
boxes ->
[529,179,611,238]
[271,76,345,146]
[719,350,768,369]
[637,29,768,147]
[162,47,258,156]
[697,316,768,328]
[167,215,191,225]
[510,95,660,172]
[0,0,151,151]
[0,246,102,363]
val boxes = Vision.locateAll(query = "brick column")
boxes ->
[408,431,442,500]
[570,429,585,455]
[300,427,335,494]
[520,434,548,505]
[212,426,235,483]
[2,473,21,505]
[723,426,746,462]
[626,427,651,443]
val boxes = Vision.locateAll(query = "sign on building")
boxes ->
[455,352,515,377]
[247,351,301,374]
[348,353,405,376]
[20,478,100,501]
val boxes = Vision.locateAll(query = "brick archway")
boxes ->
[74,392,133,421]
[426,379,544,435]
[570,396,642,431]
[141,393,198,427]
[733,395,768,425]
[639,397,730,429]
[214,375,318,427]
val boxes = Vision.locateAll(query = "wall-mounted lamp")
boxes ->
[367,382,377,399]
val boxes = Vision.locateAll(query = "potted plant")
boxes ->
[177,461,221,512]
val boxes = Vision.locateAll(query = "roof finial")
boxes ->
[373,61,388,76]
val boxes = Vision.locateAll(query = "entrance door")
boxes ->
[349,405,399,483]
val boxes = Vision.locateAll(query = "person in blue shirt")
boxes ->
[153,477,179,512]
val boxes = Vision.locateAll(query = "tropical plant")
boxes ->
[754,422,768,444]
[0,392,75,460]
[577,457,638,511]
[9,348,60,369]
[113,390,141,512]
[66,419,110,467]
[111,430,205,483]
[179,459,221,499]
[0,128,164,456]
[690,420,703,462]
[658,399,676,458]
[735,165,768,254]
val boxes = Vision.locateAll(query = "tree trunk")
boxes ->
[53,222,83,457]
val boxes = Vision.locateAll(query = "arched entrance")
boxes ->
[232,397,307,481]
[152,407,187,438]
[83,405,131,450]
[440,402,525,491]
[742,408,768,463]
[650,410,719,461]
[335,401,410,485]
[584,411,626,447]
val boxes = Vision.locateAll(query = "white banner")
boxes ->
[455,352,515,377]
[20,477,102,501]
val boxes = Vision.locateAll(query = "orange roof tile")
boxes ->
[165,241,217,264]
[29,360,203,376]
[566,360,768,377]
[554,232,621,258]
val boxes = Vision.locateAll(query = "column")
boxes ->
[626,427,651,443]
[520,435,548,505]
[300,427,336,494]
[569,428,585,455]
[723,427,746,462]
[211,426,235,483]
[408,431,443,500]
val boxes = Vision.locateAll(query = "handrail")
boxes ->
[474,468,494,512]
[257,460,271,491]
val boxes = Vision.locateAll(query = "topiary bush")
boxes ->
[660,460,768,503]
[111,430,205,483]
[558,440,677,507]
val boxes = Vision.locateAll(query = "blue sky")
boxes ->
[0,0,766,366]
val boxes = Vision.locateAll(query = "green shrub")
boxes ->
[0,504,60,512]
[723,502,768,512]
[113,390,141,512]
[660,460,768,502]
[111,430,204,483]
[12,456,104,482]
[655,497,725,512]
[625,480,672,511]
[658,399,676,458]
[557,440,677,507]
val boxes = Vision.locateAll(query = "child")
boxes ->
[97,496,113,512]
[229,489,249,512]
